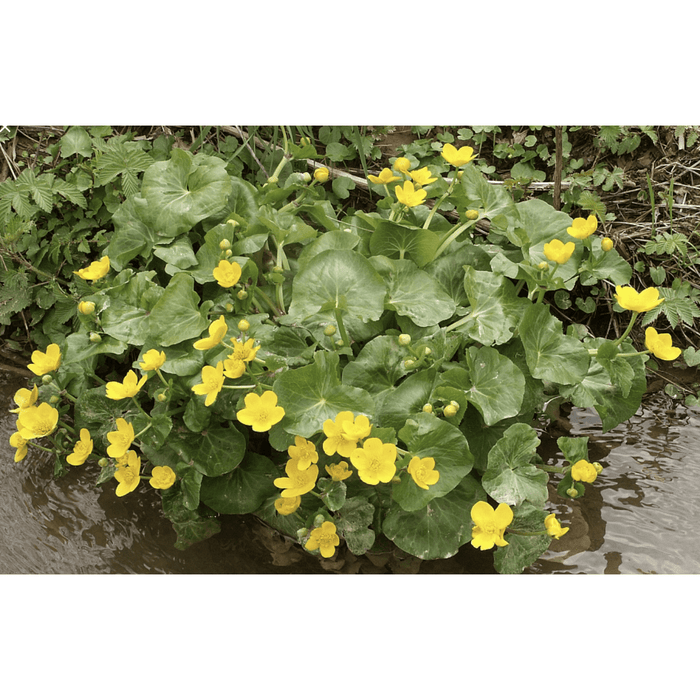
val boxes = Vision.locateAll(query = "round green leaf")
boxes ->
[383,474,486,560]
[287,248,387,323]
[199,453,279,515]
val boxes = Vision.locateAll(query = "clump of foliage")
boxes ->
[4,126,694,573]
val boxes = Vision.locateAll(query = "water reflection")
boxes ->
[529,393,700,574]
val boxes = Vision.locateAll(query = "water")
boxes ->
[3,368,699,574]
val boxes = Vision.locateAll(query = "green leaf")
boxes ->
[106,195,158,270]
[556,436,589,465]
[161,485,221,549]
[342,334,410,394]
[482,423,548,507]
[138,149,232,239]
[457,163,519,221]
[153,237,198,270]
[335,496,375,556]
[272,351,375,438]
[60,126,92,158]
[459,268,517,346]
[369,220,440,268]
[146,273,211,346]
[63,332,128,364]
[440,345,525,426]
[199,453,279,514]
[519,302,590,384]
[297,229,360,270]
[369,256,456,327]
[332,175,356,199]
[392,412,474,511]
[376,368,438,432]
[493,501,553,573]
[317,478,347,511]
[169,424,247,478]
[580,238,633,286]
[383,474,486,559]
[94,141,154,197]
[287,248,387,324]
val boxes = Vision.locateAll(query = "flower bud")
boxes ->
[223,249,232,258]
[273,265,284,274]
[404,359,415,369]
[219,239,232,250]
[314,167,330,183]
[422,403,433,413]
[300,137,311,147]
[538,261,549,270]
[465,209,479,220]
[49,395,60,404]
[156,393,167,402]
[296,528,309,539]
[313,514,325,528]
[78,301,95,315]
[98,458,109,468]
[226,219,239,228]
[444,404,458,417]
[225,303,234,312]
[238,319,251,332]
[601,237,613,252]
[335,339,344,347]
[593,461,603,474]
[391,476,402,484]
[42,374,53,385]
[423,347,432,356]
[89,332,101,343]
[398,334,411,346]
[267,175,279,185]
[301,172,312,183]
[323,325,337,336]
[566,487,579,498]
[237,289,248,300]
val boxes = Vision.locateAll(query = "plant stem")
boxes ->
[423,173,456,229]
[614,311,639,346]
[334,308,352,351]
[432,221,471,261]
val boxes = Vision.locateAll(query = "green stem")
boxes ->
[29,441,56,454]
[423,172,456,229]
[334,308,352,351]
[131,396,150,419]
[220,384,257,390]
[58,420,77,436]
[253,287,280,317]
[507,528,548,537]
[614,311,639,346]
[432,221,472,261]
[133,423,152,440]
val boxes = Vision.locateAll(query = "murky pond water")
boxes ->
[3,368,699,574]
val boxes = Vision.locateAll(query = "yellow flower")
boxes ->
[314,167,330,183]
[395,180,427,208]
[11,384,38,413]
[149,465,177,490]
[139,349,166,371]
[27,343,61,376]
[325,461,353,481]
[645,327,681,361]
[392,157,411,174]
[274,495,301,515]
[236,390,285,432]
[322,411,372,458]
[601,237,614,252]
[78,301,95,314]
[114,450,141,497]
[470,501,513,550]
[442,142,476,168]
[106,418,135,459]
[408,166,437,186]
[17,402,59,440]
[614,285,664,313]
[368,168,401,185]
[9,432,28,462]
[350,437,397,485]
[571,459,598,483]
[543,239,576,265]
[194,315,229,350]
[407,455,440,490]
[74,255,110,281]
[223,337,260,379]
[192,361,225,406]
[105,370,148,400]
[566,215,598,240]
[66,428,93,466]
[274,459,319,498]
[305,521,340,558]
[213,260,242,288]
[287,436,318,471]
[544,513,569,540]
